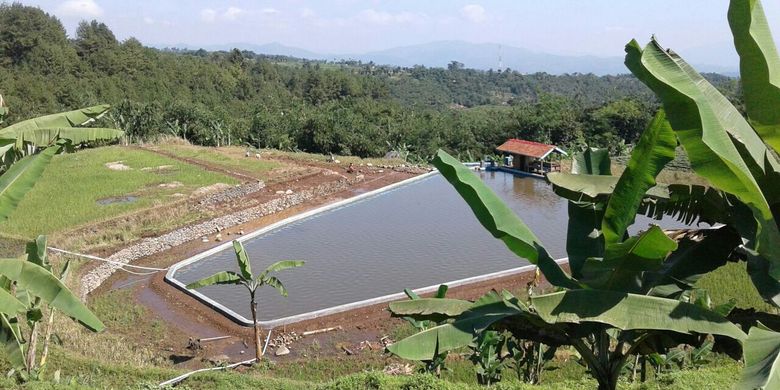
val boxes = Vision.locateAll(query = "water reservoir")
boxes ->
[166,170,690,326]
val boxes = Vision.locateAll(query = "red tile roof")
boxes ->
[496,139,558,159]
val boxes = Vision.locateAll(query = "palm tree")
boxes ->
[186,240,304,361]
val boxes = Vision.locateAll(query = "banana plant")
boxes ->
[401,285,451,375]
[389,142,745,390]
[470,330,509,386]
[186,240,303,362]
[0,235,91,379]
[0,104,120,376]
[388,2,780,389]
[0,240,104,378]
[559,1,780,385]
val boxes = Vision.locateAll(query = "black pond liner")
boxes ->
[166,169,692,327]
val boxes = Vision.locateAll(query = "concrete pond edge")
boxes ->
[164,168,568,328]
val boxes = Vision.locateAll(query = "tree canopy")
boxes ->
[0,4,742,159]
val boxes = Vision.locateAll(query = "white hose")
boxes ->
[47,247,167,271]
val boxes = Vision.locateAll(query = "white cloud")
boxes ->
[260,8,279,15]
[223,6,244,21]
[200,8,217,23]
[201,6,247,23]
[143,17,155,25]
[57,0,103,17]
[356,9,425,25]
[460,4,486,23]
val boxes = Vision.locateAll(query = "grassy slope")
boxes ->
[0,355,739,389]
[697,262,778,313]
[161,145,282,179]
[0,146,237,238]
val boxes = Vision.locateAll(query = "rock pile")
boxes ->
[198,181,266,206]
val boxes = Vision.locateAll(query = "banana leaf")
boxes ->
[264,276,288,297]
[0,258,103,332]
[0,314,25,369]
[566,201,605,278]
[531,290,747,341]
[625,38,780,281]
[432,150,577,289]
[548,174,668,203]
[729,0,780,153]
[602,110,677,245]
[638,184,734,226]
[0,288,25,315]
[186,271,243,289]
[7,127,124,147]
[564,148,611,278]
[25,235,48,269]
[232,241,253,280]
[738,325,780,389]
[390,298,474,320]
[581,226,677,292]
[0,145,60,220]
[571,147,611,175]
[0,105,111,139]
[258,260,305,281]
[386,291,527,360]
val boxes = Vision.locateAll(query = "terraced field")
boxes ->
[0,146,238,239]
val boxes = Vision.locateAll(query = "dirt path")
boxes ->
[136,145,260,182]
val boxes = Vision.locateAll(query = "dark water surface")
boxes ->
[171,171,689,321]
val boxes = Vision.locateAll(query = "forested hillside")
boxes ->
[0,3,741,159]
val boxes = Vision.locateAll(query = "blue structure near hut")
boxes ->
[495,138,567,175]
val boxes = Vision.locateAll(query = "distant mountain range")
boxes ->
[156,40,737,76]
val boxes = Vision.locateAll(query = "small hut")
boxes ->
[495,138,567,174]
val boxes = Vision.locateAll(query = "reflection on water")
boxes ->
[173,171,689,321]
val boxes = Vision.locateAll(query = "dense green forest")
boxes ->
[0,3,742,159]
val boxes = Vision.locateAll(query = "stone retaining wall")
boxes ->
[198,181,266,206]
[80,176,362,298]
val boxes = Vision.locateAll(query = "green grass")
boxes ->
[697,261,778,313]
[161,145,282,179]
[0,351,739,390]
[0,146,238,238]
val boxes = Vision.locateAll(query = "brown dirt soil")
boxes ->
[82,152,424,367]
[84,151,555,371]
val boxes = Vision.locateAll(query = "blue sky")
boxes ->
[17,0,780,66]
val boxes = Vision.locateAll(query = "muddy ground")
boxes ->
[85,148,554,371]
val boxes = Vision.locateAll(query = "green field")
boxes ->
[0,146,238,239]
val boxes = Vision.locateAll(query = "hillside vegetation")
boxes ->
[0,4,741,160]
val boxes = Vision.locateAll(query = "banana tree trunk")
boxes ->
[26,321,39,373]
[572,337,618,390]
[39,307,56,369]
[250,293,262,361]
